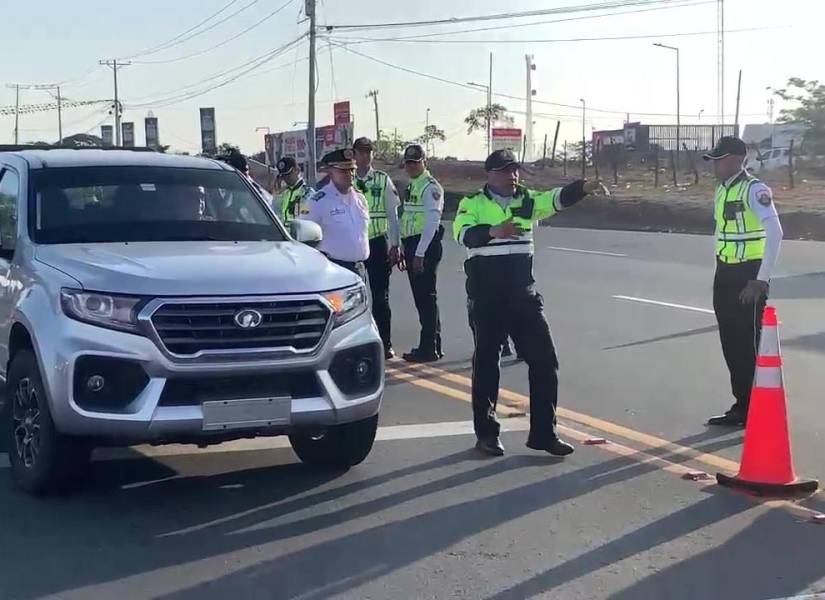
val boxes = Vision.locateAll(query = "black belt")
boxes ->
[326,256,367,278]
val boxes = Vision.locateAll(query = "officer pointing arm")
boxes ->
[454,148,604,458]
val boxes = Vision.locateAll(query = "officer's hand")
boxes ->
[739,280,769,304]
[583,180,610,196]
[490,218,524,240]
[389,245,401,266]
[412,256,425,274]
[396,246,407,272]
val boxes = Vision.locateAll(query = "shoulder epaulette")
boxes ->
[310,190,325,202]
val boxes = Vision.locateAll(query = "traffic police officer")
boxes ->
[704,136,783,426]
[399,144,445,363]
[353,137,402,359]
[301,149,370,278]
[454,148,604,457]
[276,156,312,224]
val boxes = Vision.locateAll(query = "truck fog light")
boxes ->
[354,359,373,384]
[87,375,106,393]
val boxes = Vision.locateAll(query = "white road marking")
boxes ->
[0,419,531,471]
[546,246,628,257]
[613,295,715,315]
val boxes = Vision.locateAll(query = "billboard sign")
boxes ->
[100,125,113,147]
[334,101,351,126]
[121,122,135,148]
[491,128,522,152]
[199,107,217,154]
[145,117,159,149]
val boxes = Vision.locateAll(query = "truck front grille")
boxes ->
[150,298,331,356]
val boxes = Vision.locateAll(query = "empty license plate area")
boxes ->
[202,397,291,431]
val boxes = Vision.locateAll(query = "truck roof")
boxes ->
[0,147,231,171]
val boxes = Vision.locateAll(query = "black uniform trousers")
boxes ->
[366,235,393,349]
[402,225,444,355]
[713,259,766,415]
[469,290,559,443]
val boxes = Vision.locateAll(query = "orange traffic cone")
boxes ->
[717,306,818,495]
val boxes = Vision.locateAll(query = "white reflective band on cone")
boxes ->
[755,365,784,389]
[759,325,780,357]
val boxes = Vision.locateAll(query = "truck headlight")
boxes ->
[61,289,144,333]
[323,284,367,327]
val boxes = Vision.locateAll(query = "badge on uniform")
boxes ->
[330,207,345,216]
[758,191,772,207]
[433,188,442,201]
[311,191,326,202]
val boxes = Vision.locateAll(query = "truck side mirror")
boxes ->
[289,219,322,247]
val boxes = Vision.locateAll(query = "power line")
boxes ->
[322,0,704,31]
[331,41,750,119]
[331,25,775,45]
[121,0,261,60]
[132,0,297,64]
[127,34,308,103]
[126,34,307,109]
[331,0,712,43]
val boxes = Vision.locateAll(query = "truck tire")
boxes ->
[289,414,378,468]
[5,350,91,495]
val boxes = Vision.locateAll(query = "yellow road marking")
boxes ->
[386,363,824,524]
[392,362,740,472]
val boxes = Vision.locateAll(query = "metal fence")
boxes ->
[648,124,738,152]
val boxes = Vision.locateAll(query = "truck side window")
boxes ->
[0,169,19,251]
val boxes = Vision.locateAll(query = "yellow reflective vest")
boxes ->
[401,170,439,239]
[280,180,311,224]
[355,170,390,239]
[715,174,766,263]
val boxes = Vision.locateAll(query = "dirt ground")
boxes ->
[255,157,825,241]
[379,158,825,241]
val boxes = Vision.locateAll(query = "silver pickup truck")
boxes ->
[0,147,383,494]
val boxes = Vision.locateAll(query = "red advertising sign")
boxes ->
[334,101,351,126]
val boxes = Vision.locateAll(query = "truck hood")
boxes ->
[35,241,360,296]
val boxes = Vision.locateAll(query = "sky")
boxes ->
[1,0,822,159]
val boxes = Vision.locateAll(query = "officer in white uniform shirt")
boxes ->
[300,148,370,278]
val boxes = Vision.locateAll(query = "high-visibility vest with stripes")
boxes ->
[280,181,310,224]
[355,170,389,239]
[401,170,439,239]
[453,185,561,259]
[715,175,766,263]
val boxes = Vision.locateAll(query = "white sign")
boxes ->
[491,128,523,152]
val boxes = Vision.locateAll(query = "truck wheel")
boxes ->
[289,414,378,468]
[5,350,91,495]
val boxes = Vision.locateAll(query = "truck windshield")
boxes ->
[30,166,286,244]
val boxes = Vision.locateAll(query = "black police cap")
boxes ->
[353,137,374,152]
[403,144,426,162]
[276,156,297,176]
[704,136,748,161]
[321,148,356,169]
[484,148,520,171]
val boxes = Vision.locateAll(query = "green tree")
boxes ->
[419,124,446,157]
[375,129,408,160]
[774,78,825,153]
[464,103,508,135]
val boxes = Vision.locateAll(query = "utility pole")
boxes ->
[717,0,725,123]
[56,86,63,144]
[100,58,130,146]
[425,107,431,156]
[11,85,19,144]
[580,98,586,179]
[734,69,742,135]
[525,54,535,162]
[654,43,680,170]
[306,0,317,185]
[487,52,493,155]
[366,90,380,144]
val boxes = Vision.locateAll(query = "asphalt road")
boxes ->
[2,226,825,600]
